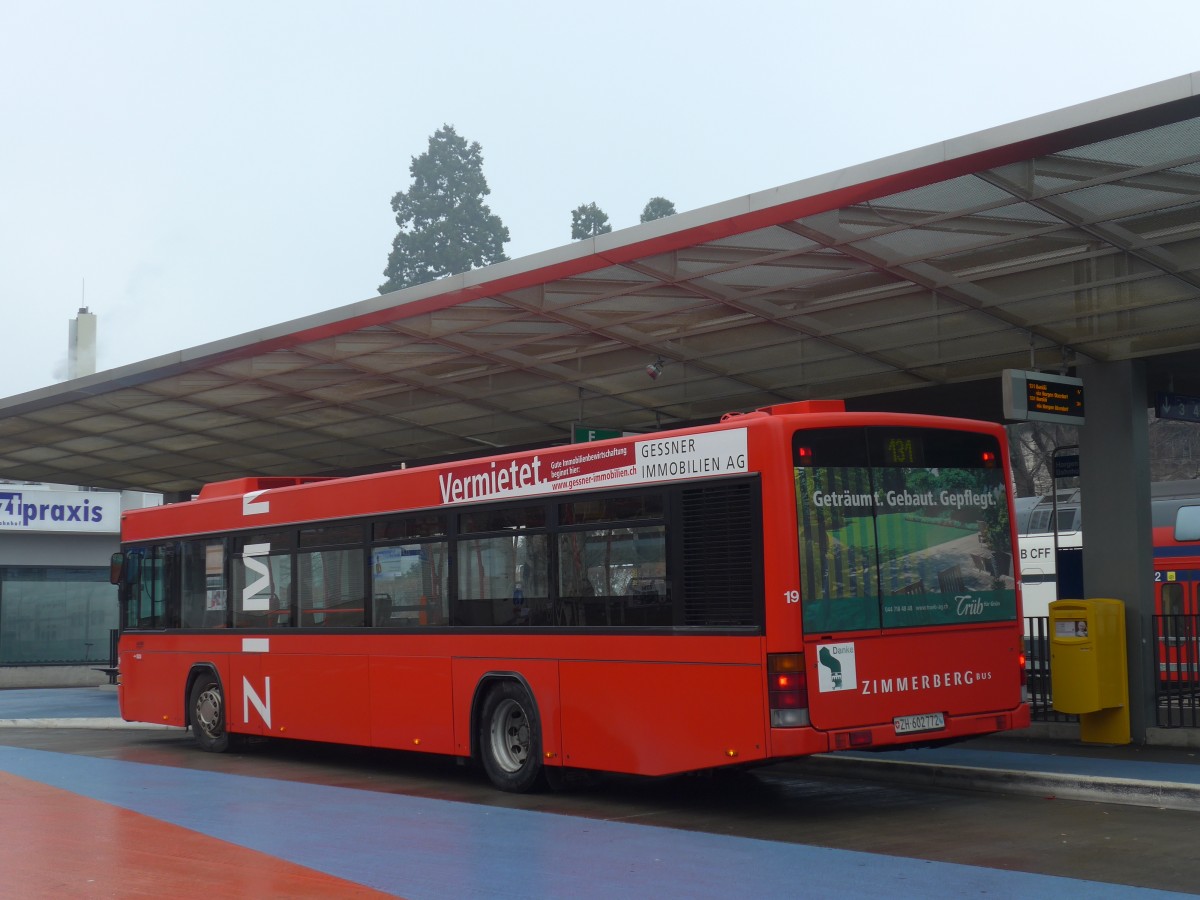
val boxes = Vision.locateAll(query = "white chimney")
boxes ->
[68,307,97,379]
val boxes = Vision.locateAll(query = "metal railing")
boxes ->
[1024,616,1077,724]
[1030,613,1200,728]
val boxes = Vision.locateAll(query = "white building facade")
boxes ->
[0,484,158,667]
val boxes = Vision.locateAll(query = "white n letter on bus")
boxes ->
[242,676,271,729]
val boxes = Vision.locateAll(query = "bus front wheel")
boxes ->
[478,681,543,793]
[189,675,230,753]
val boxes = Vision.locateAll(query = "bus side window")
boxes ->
[455,506,549,627]
[137,549,161,628]
[232,532,294,628]
[123,548,146,629]
[456,532,549,626]
[130,544,180,629]
[557,526,669,627]
[182,540,227,628]
[298,548,366,627]
[161,544,181,628]
[371,540,448,627]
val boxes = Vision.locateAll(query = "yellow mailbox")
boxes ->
[1048,598,1130,744]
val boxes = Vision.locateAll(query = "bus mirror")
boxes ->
[110,551,139,585]
[109,552,125,585]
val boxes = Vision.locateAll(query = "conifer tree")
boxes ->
[640,196,677,223]
[379,125,509,293]
[570,202,612,240]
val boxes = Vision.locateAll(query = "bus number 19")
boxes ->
[784,590,800,604]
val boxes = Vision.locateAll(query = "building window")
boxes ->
[0,566,116,664]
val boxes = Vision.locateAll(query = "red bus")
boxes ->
[110,400,1029,791]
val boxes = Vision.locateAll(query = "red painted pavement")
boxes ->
[0,771,397,898]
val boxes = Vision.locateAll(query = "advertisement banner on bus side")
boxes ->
[437,428,749,505]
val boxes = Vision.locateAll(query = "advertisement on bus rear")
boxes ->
[795,464,1017,631]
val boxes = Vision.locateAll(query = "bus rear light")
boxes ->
[768,653,803,673]
[771,690,803,709]
[772,709,810,727]
[768,653,809,727]
[981,450,997,467]
[771,672,797,690]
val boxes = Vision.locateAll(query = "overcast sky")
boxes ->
[3,1,1199,398]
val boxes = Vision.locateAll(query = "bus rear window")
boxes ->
[794,427,1016,633]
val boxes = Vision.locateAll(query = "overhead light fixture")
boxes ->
[646,357,666,380]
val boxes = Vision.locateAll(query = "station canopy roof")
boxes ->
[5,74,1200,494]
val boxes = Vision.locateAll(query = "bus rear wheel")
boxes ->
[189,675,230,753]
[478,681,543,793]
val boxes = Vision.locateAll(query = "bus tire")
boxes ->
[189,674,230,753]
[478,681,543,793]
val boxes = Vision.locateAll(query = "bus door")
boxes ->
[793,426,1021,734]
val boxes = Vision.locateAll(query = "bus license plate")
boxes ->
[894,712,945,735]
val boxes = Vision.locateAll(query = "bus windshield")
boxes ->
[794,426,1016,633]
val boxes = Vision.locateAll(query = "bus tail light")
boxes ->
[768,653,810,727]
[1019,650,1029,702]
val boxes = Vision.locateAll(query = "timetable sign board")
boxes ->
[1002,369,1085,425]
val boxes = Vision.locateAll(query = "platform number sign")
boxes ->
[1157,393,1200,424]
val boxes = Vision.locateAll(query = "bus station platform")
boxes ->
[1,687,1197,898]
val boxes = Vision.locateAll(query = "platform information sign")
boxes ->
[1002,369,1085,425]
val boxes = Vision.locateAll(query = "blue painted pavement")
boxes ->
[0,687,119,720]
[0,745,1187,899]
